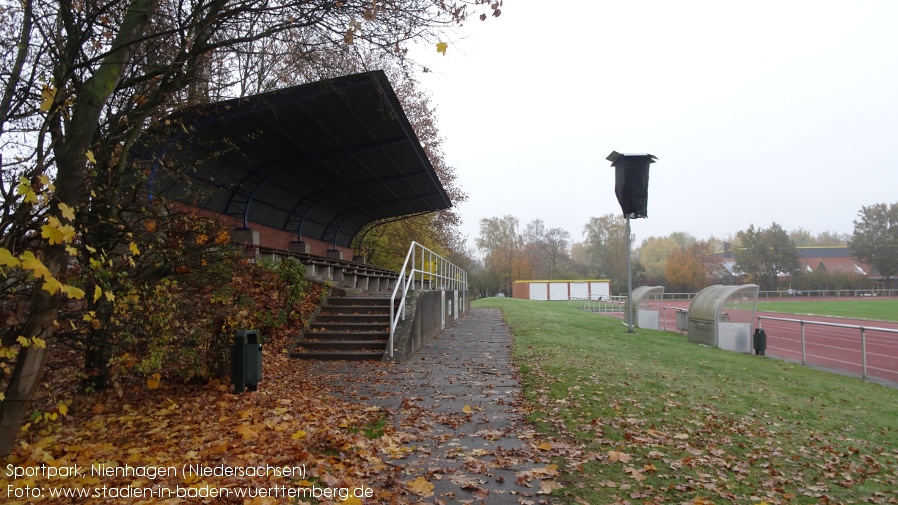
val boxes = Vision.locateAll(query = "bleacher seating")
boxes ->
[256,247,398,292]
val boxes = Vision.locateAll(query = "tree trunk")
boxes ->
[0,0,159,456]
[0,284,60,454]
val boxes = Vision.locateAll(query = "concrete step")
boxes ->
[288,349,384,361]
[308,323,389,332]
[291,294,392,361]
[304,330,389,340]
[315,313,390,322]
[300,338,387,349]
[326,296,394,307]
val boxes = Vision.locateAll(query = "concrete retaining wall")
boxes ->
[387,289,471,362]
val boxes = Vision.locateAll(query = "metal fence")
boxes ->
[571,292,898,383]
[757,289,898,298]
[568,295,626,313]
[756,315,898,382]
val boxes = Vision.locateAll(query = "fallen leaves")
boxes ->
[607,450,632,463]
[236,424,258,440]
[407,475,435,497]
[515,348,898,505]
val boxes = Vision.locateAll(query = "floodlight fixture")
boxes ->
[606,151,659,333]
[606,151,658,219]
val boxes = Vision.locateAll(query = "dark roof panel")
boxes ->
[135,71,450,248]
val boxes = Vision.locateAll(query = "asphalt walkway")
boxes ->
[305,308,567,504]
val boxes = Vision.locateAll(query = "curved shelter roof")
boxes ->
[687,284,759,347]
[627,285,665,324]
[135,70,450,248]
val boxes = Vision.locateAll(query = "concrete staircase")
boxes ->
[290,295,392,360]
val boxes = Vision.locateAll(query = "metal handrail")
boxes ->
[389,241,467,358]
[757,315,898,379]
[568,295,626,313]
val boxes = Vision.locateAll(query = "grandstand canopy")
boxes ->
[135,70,451,248]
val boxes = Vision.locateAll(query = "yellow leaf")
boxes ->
[17,336,29,346]
[628,469,646,481]
[129,242,140,255]
[462,405,473,415]
[147,373,161,390]
[31,337,46,349]
[536,442,553,451]
[65,245,78,255]
[38,174,50,187]
[20,252,52,279]
[40,84,56,112]
[182,473,201,485]
[533,464,559,477]
[58,203,75,221]
[538,480,563,495]
[237,424,257,440]
[0,248,20,268]
[58,402,68,416]
[86,150,96,163]
[407,476,434,497]
[436,42,448,55]
[104,290,115,302]
[60,284,85,300]
[93,286,102,303]
[42,276,62,294]
[16,177,38,204]
[291,430,307,440]
[41,223,65,244]
[608,450,632,463]
[246,497,278,505]
[41,216,76,244]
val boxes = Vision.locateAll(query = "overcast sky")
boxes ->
[409,0,898,250]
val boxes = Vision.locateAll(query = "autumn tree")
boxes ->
[789,228,817,247]
[582,214,630,294]
[540,227,572,279]
[734,223,801,291]
[850,202,898,286]
[816,230,849,246]
[636,235,680,285]
[475,215,525,295]
[669,231,697,249]
[522,219,571,280]
[0,0,502,455]
[789,228,849,247]
[665,240,724,293]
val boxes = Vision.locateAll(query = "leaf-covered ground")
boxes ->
[476,297,898,505]
[1,306,567,504]
[3,342,408,504]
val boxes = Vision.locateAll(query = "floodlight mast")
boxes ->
[606,151,658,334]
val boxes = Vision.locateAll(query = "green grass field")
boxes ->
[473,297,898,504]
[756,298,898,322]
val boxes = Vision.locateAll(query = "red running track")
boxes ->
[615,300,898,384]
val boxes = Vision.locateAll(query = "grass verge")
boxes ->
[473,297,898,504]
[756,299,898,322]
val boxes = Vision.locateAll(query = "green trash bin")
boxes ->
[231,330,262,393]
